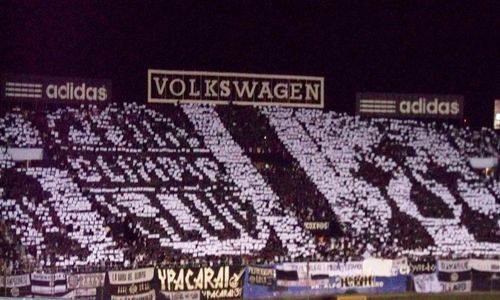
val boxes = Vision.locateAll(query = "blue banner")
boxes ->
[309,275,408,295]
[243,264,408,299]
[244,265,276,299]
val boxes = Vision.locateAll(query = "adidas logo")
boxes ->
[46,82,108,101]
[399,98,460,115]
[3,74,111,103]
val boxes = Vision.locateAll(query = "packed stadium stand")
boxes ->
[1,102,500,275]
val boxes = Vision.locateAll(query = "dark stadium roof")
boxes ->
[2,0,500,128]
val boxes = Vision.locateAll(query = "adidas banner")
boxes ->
[0,274,31,297]
[2,73,112,103]
[355,92,464,119]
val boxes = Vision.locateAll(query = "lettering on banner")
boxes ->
[110,289,156,300]
[0,274,31,297]
[308,261,364,278]
[438,259,470,272]
[312,276,382,290]
[437,259,472,293]
[148,70,324,108]
[304,222,329,230]
[31,272,68,297]
[248,266,274,286]
[2,73,111,102]
[440,281,472,293]
[0,274,30,288]
[410,258,437,275]
[157,266,244,300]
[108,268,155,299]
[161,291,201,300]
[67,273,105,289]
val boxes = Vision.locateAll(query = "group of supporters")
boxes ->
[0,102,499,290]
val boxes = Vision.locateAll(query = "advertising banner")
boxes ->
[157,265,245,300]
[0,274,31,297]
[356,92,464,119]
[148,70,324,108]
[108,268,155,300]
[2,73,112,103]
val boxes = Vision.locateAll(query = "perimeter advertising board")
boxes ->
[148,70,324,108]
[2,73,112,103]
[356,92,464,119]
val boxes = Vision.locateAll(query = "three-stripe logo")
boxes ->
[358,98,397,114]
[5,81,43,99]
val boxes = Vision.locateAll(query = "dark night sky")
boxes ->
[1,0,499,128]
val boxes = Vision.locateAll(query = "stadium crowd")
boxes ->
[1,102,499,275]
